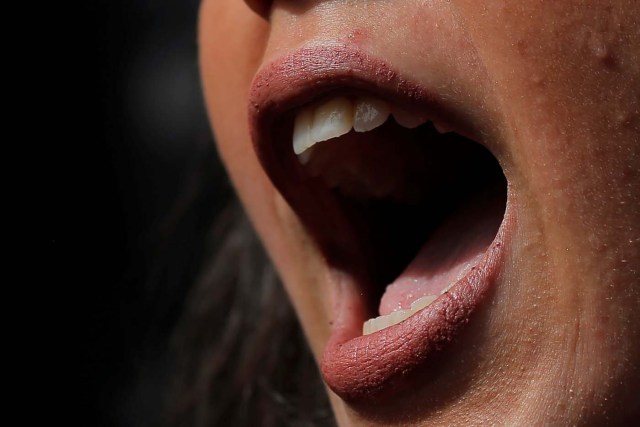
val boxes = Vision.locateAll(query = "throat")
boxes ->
[379,184,506,316]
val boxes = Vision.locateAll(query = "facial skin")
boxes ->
[199,0,640,425]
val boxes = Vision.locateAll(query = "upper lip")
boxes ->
[248,41,512,404]
[248,40,485,169]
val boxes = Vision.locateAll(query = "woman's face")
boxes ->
[200,0,640,424]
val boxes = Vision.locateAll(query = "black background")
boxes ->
[51,1,228,424]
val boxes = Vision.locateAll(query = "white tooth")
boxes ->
[441,282,455,294]
[362,295,440,335]
[363,318,376,336]
[292,108,314,155]
[353,97,390,132]
[392,108,428,129]
[363,316,385,336]
[311,96,353,143]
[391,309,412,324]
[363,315,381,335]
[362,308,411,335]
[410,295,437,311]
[363,316,380,336]
[297,146,314,164]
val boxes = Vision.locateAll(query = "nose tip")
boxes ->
[244,0,273,17]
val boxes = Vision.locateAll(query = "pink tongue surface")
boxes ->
[379,193,504,316]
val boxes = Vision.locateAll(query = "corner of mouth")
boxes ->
[247,42,514,404]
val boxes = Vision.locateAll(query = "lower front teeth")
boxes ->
[362,294,438,335]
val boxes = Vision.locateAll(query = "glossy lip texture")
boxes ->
[248,42,514,403]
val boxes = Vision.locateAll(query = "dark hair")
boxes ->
[166,201,336,426]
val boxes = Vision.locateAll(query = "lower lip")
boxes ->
[320,197,514,403]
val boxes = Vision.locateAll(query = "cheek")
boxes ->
[199,0,272,219]
[199,0,267,160]
[455,0,640,360]
[199,1,281,266]
[452,0,640,237]
[198,0,334,354]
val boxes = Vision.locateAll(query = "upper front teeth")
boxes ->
[393,107,429,129]
[292,96,353,157]
[292,96,428,162]
[353,96,391,132]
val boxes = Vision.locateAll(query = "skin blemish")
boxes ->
[587,31,618,69]
[346,28,368,45]
[515,38,529,56]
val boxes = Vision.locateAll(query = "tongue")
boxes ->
[379,190,505,316]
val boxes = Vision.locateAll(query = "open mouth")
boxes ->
[249,43,512,403]
[291,93,507,335]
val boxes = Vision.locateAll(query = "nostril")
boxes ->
[243,0,273,18]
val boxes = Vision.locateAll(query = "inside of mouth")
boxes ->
[298,118,507,324]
